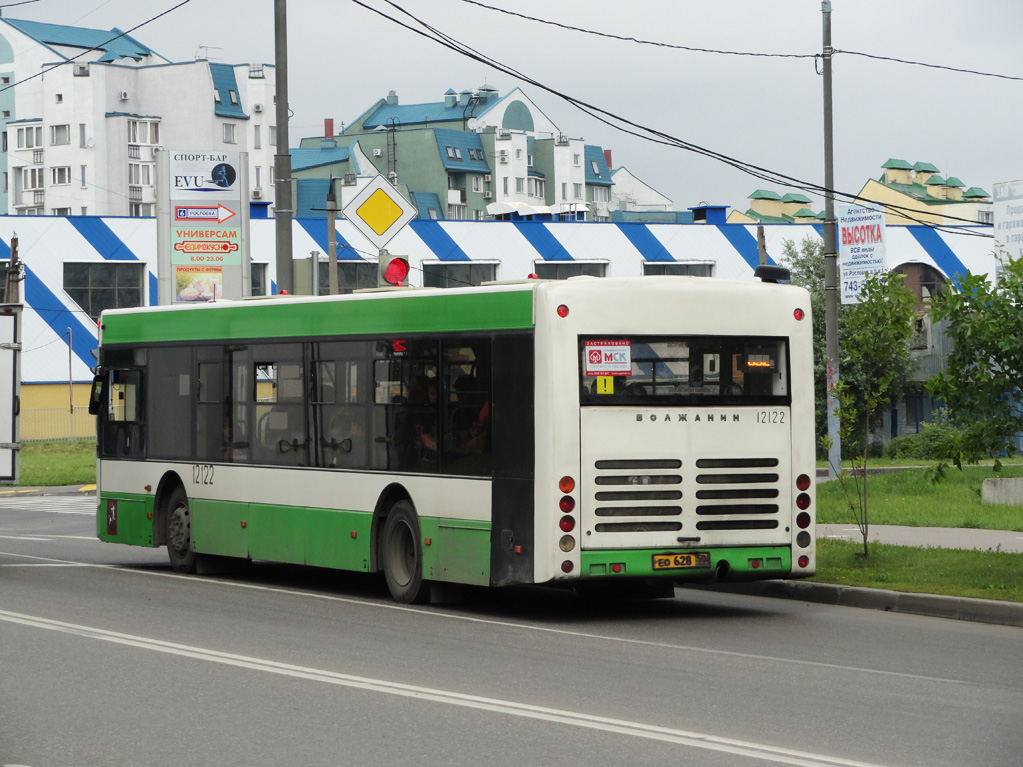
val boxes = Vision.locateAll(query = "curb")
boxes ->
[693,580,1023,628]
[0,485,96,497]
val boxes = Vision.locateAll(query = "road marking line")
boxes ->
[0,608,895,767]
[0,548,968,687]
[0,536,51,541]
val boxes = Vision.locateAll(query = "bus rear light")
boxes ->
[559,515,575,532]
[794,308,805,321]
[559,476,575,493]
[559,496,575,513]
[798,555,810,568]
[796,531,811,548]
[559,535,575,552]
[557,304,569,318]
[749,558,761,569]
[611,563,623,574]
[796,511,811,529]
[796,493,811,510]
[796,474,811,491]
[561,560,574,573]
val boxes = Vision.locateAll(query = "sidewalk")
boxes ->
[4,485,1021,627]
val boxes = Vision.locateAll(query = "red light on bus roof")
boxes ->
[793,308,805,321]
[527,273,540,280]
[557,304,569,317]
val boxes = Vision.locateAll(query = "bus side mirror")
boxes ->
[88,373,105,416]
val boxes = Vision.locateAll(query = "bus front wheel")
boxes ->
[381,501,429,604]
[166,486,197,574]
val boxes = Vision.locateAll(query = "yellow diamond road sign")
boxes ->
[343,175,418,249]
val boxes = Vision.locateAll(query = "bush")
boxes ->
[883,410,962,460]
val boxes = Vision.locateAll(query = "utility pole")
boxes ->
[327,178,338,295]
[273,0,294,294]
[822,0,841,476]
[5,234,20,303]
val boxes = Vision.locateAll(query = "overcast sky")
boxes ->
[9,0,1022,214]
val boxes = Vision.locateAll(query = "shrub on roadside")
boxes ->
[883,410,962,460]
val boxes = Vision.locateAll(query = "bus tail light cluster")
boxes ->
[795,473,812,562]
[559,475,576,567]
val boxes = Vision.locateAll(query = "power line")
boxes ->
[358,0,992,238]
[458,0,1022,83]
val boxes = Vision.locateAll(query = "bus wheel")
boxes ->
[381,501,429,604]
[166,486,197,574]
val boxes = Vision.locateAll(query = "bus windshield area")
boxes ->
[579,335,790,406]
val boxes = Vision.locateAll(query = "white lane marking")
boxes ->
[0,608,895,767]
[0,549,968,687]
[1,563,90,567]
[0,536,51,542]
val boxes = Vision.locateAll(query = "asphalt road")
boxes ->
[1,495,1021,767]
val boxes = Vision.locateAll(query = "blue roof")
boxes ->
[209,63,248,119]
[361,93,505,129]
[585,145,613,186]
[434,129,490,173]
[409,192,443,220]
[291,146,351,172]
[3,19,155,62]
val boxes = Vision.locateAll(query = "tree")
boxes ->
[927,251,1023,471]
[781,237,916,458]
[819,271,917,556]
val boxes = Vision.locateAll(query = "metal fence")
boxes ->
[20,407,95,442]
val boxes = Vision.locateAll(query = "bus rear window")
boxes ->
[579,335,790,406]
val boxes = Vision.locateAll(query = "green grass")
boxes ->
[817,465,1023,531]
[813,539,1023,602]
[18,440,96,487]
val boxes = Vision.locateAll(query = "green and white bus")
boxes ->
[91,273,816,603]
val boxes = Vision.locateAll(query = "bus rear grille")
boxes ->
[590,456,784,537]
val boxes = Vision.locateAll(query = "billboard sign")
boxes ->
[993,179,1023,260]
[838,202,887,304]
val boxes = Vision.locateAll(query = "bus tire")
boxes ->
[381,501,429,604]
[166,486,197,574]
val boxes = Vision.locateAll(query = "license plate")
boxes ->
[652,552,711,570]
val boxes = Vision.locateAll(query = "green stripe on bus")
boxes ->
[96,493,156,547]
[102,290,535,346]
[580,546,792,579]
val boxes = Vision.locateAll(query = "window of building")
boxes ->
[2,172,7,193]
[127,120,159,145]
[23,167,43,189]
[977,209,993,224]
[229,90,239,105]
[80,165,87,187]
[129,203,153,217]
[251,262,268,296]
[474,209,488,221]
[448,203,468,219]
[1,111,8,120]
[573,153,581,166]
[52,207,71,216]
[0,76,8,85]
[128,163,141,185]
[270,125,277,145]
[270,167,275,186]
[472,176,483,193]
[503,177,509,195]
[591,160,601,177]
[592,186,609,203]
[515,178,524,194]
[561,182,567,201]
[214,90,221,103]
[51,166,71,185]
[79,123,87,147]
[2,132,6,152]
[533,262,606,280]
[50,124,71,145]
[527,154,534,167]
[573,183,583,199]
[63,262,144,321]
[423,262,497,288]
[17,126,42,149]
[255,166,262,188]
[643,262,713,277]
[427,207,439,220]
[317,261,378,293]
[0,263,7,302]
[253,124,261,149]
[55,93,63,104]
[223,123,237,144]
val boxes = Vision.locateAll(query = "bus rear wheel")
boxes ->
[381,501,429,604]
[166,486,197,574]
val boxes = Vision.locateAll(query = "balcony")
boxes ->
[129,185,142,202]
[128,144,140,160]
[32,149,43,164]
